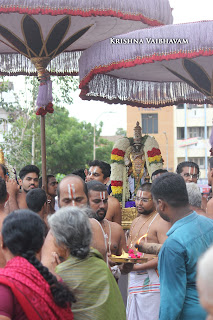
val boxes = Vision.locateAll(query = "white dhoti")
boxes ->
[127,269,160,320]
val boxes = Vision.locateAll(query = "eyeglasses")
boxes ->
[182,173,199,179]
[135,197,152,203]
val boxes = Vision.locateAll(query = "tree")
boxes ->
[2,76,112,175]
[116,128,126,136]
[96,137,113,163]
[0,76,21,121]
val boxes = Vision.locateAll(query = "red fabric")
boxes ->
[0,7,164,26]
[0,284,27,319]
[0,257,73,320]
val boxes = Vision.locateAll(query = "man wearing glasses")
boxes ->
[176,161,207,211]
[127,183,170,320]
[176,161,200,183]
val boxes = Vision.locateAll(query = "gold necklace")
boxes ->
[129,211,157,248]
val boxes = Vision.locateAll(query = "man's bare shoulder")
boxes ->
[154,214,171,231]
[108,195,120,205]
[106,195,122,224]
[89,218,105,234]
[107,196,121,211]
[89,217,99,229]
[108,220,124,233]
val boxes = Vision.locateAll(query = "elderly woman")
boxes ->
[48,206,126,320]
[0,210,75,320]
[186,182,206,216]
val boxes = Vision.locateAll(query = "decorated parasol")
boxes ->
[0,0,173,189]
[79,19,213,208]
[79,20,213,108]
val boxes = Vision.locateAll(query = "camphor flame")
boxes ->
[137,233,148,245]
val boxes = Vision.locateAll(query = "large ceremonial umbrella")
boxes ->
[0,0,173,188]
[79,20,213,108]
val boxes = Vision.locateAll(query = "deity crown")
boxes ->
[133,121,142,144]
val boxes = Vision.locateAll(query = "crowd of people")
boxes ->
[0,159,213,319]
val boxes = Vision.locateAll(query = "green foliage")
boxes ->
[52,76,79,105]
[0,76,21,121]
[55,173,66,182]
[115,127,126,136]
[96,137,113,163]
[2,76,112,175]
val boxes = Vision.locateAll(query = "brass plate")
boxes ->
[110,256,148,264]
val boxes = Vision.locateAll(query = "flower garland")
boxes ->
[147,148,163,164]
[110,138,130,202]
[111,148,125,163]
[143,136,164,179]
[111,135,164,204]
[36,102,54,116]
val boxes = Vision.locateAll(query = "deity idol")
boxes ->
[111,122,163,207]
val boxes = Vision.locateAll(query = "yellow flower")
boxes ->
[111,154,124,162]
[148,155,162,163]
[111,186,123,194]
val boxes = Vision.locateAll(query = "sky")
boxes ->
[9,0,213,135]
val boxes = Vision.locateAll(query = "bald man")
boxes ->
[57,174,88,208]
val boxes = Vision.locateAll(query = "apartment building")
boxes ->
[127,103,213,182]
[175,104,213,181]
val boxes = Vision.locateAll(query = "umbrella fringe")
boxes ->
[0,52,81,76]
[80,73,209,108]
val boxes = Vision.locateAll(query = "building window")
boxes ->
[177,104,184,109]
[208,127,212,137]
[142,114,158,134]
[177,127,184,140]
[188,127,204,138]
[188,157,205,169]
